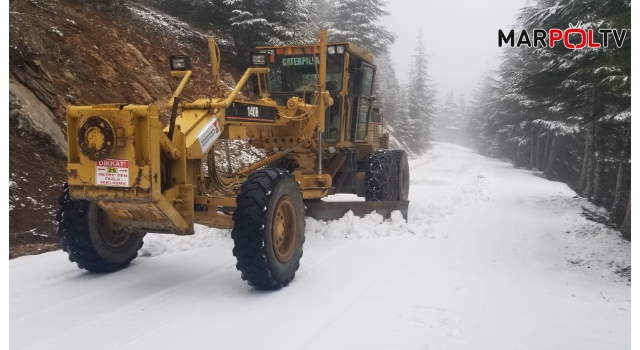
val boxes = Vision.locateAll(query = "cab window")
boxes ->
[349,62,376,142]
[325,96,342,141]
[268,54,344,93]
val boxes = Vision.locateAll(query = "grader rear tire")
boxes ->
[56,185,145,273]
[365,150,399,201]
[231,168,305,290]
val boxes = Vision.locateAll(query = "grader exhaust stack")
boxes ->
[57,29,410,290]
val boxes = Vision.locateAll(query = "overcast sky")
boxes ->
[379,0,526,100]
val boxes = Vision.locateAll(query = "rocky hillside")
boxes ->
[8,0,251,258]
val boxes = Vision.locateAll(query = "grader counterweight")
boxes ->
[57,29,410,290]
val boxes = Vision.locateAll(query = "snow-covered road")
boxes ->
[10,143,630,350]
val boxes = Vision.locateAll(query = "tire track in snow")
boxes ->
[301,147,497,349]
[407,143,489,237]
[21,254,247,350]
[301,203,493,349]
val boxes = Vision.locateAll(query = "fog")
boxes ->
[380,0,526,99]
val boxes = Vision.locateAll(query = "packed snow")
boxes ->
[128,4,206,42]
[10,143,630,349]
[127,3,232,47]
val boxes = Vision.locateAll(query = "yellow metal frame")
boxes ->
[66,104,193,234]
[65,29,384,234]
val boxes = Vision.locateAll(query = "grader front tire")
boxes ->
[231,168,305,290]
[391,150,410,201]
[365,150,399,201]
[56,186,145,273]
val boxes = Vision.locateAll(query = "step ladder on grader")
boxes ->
[57,29,410,290]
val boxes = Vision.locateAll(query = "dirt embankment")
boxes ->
[8,0,245,258]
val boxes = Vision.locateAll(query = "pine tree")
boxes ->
[436,90,460,143]
[375,50,401,126]
[465,70,499,154]
[327,0,396,56]
[458,92,467,118]
[392,84,417,150]
[469,0,630,237]
[153,0,316,63]
[309,0,335,31]
[405,31,437,153]
[225,0,315,59]
[278,0,316,45]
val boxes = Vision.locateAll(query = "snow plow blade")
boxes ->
[305,201,409,221]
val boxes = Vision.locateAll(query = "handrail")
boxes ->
[182,67,269,110]
[166,70,192,109]
[208,37,220,91]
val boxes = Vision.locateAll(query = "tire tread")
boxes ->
[231,168,304,290]
[56,185,143,273]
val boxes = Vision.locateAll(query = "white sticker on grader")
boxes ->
[197,117,222,153]
[96,159,129,187]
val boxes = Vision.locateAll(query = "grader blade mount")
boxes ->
[305,200,409,221]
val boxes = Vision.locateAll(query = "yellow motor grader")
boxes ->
[57,29,409,290]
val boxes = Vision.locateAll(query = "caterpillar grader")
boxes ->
[56,29,410,290]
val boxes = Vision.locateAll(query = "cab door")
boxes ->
[350,63,376,142]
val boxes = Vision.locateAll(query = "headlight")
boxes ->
[169,55,191,71]
[173,59,185,69]
[251,53,268,66]
[327,46,336,54]
[336,45,344,54]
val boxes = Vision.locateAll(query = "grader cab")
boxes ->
[57,29,410,290]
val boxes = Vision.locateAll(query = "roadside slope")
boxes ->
[8,0,248,257]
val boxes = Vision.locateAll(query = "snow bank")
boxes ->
[305,210,413,241]
[564,220,630,280]
[139,226,231,257]
[139,142,628,288]
[541,195,631,282]
[137,143,491,257]
[140,210,415,257]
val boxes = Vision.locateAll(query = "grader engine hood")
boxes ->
[66,104,158,190]
[65,103,198,235]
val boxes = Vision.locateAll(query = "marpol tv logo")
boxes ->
[499,22,628,49]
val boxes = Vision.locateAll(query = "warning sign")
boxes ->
[96,159,129,187]
[197,117,222,154]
